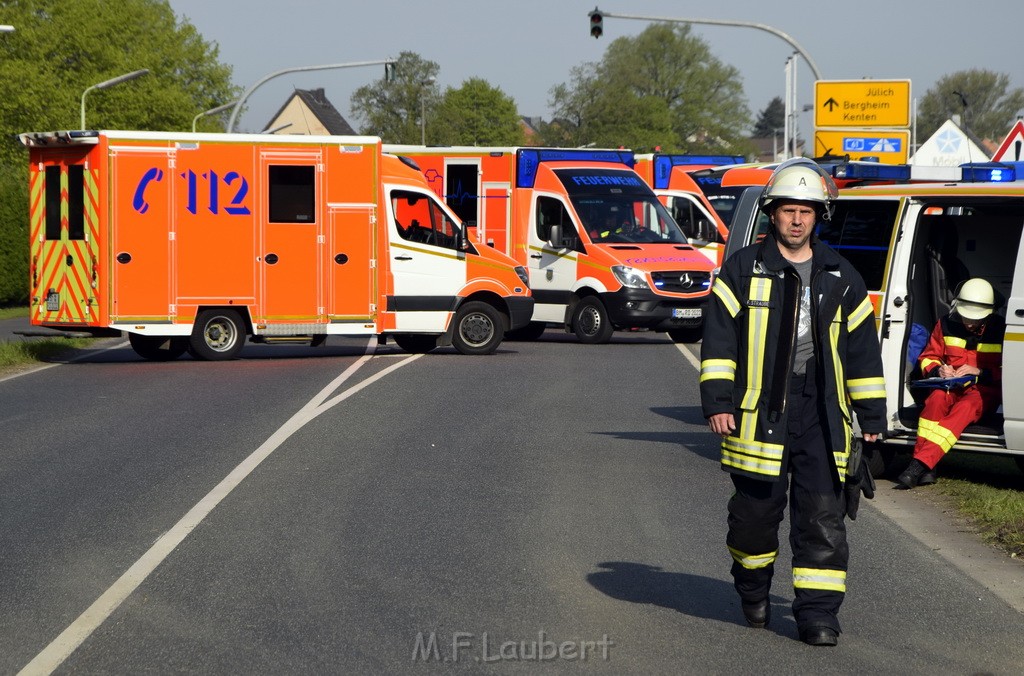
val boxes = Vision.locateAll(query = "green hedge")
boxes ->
[0,162,29,307]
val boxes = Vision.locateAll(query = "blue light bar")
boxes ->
[960,162,1018,183]
[516,148,634,188]
[827,161,911,181]
[652,155,745,189]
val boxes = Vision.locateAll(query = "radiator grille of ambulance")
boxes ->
[29,166,100,323]
[650,270,713,293]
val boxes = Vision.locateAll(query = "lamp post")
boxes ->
[227,58,396,132]
[192,101,238,133]
[420,76,436,145]
[80,69,150,130]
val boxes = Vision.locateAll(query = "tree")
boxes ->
[752,96,786,138]
[0,0,240,305]
[430,78,524,146]
[548,23,752,154]
[350,51,440,144]
[916,69,1024,142]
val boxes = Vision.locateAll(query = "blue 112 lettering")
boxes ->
[133,168,251,216]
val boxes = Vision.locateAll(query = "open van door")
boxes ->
[1001,240,1024,449]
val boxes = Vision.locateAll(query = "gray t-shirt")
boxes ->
[792,258,814,374]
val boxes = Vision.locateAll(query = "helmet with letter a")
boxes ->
[758,158,839,221]
[953,278,996,322]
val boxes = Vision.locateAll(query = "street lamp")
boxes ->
[227,58,396,132]
[420,77,436,145]
[192,101,238,133]
[80,69,150,130]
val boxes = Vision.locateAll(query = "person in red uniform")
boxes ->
[897,278,1004,488]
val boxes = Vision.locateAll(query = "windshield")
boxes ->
[553,168,687,244]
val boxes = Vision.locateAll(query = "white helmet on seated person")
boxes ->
[953,278,995,321]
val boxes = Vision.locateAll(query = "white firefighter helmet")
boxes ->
[954,278,995,321]
[759,158,839,220]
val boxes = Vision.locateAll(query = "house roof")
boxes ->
[264,88,357,135]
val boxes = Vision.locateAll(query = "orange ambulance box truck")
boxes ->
[20,130,532,359]
[384,146,715,344]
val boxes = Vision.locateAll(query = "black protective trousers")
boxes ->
[726,364,849,633]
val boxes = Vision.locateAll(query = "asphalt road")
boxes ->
[1,332,1023,674]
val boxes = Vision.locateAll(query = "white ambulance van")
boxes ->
[720,160,1024,475]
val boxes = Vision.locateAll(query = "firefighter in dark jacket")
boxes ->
[700,159,886,647]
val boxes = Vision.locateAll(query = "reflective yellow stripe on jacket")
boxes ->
[700,359,736,383]
[827,305,851,476]
[712,278,742,318]
[740,277,772,410]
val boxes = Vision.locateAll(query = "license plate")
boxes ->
[673,308,702,319]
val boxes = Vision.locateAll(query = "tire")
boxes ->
[128,333,188,361]
[188,309,246,361]
[668,327,703,343]
[505,321,547,342]
[392,333,438,354]
[572,296,614,344]
[452,301,504,355]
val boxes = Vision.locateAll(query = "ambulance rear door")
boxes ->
[1000,224,1024,449]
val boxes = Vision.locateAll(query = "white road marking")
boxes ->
[674,341,701,372]
[18,341,421,675]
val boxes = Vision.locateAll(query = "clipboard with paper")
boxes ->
[910,375,978,391]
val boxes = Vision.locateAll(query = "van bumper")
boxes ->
[600,288,707,331]
[507,296,536,331]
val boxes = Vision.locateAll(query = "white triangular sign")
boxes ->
[993,120,1024,162]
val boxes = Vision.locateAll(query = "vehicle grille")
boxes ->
[651,270,713,294]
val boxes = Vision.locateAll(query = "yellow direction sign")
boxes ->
[814,129,910,164]
[815,80,911,128]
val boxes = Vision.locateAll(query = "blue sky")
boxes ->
[167,0,1024,139]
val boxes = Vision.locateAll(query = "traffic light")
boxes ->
[589,8,603,38]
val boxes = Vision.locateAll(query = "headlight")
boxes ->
[611,265,649,290]
[514,265,530,288]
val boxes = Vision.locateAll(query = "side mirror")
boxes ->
[548,224,563,247]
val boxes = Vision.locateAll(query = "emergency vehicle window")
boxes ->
[44,166,61,240]
[67,165,85,241]
[269,165,315,223]
[819,201,899,291]
[392,190,462,250]
[668,196,719,244]
[445,163,478,226]
[535,197,583,252]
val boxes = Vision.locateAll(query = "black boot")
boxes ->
[741,599,770,628]
[896,459,929,489]
[800,626,839,647]
[919,466,938,485]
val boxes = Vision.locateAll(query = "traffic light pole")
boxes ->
[588,9,822,82]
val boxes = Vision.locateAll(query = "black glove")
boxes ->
[844,461,876,520]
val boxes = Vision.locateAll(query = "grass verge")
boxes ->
[0,337,95,370]
[927,453,1024,558]
[0,306,27,320]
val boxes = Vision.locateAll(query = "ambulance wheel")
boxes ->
[864,441,899,480]
[505,321,547,341]
[572,297,613,344]
[189,309,245,361]
[393,334,438,354]
[452,301,504,355]
[668,327,703,343]
[128,334,188,361]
